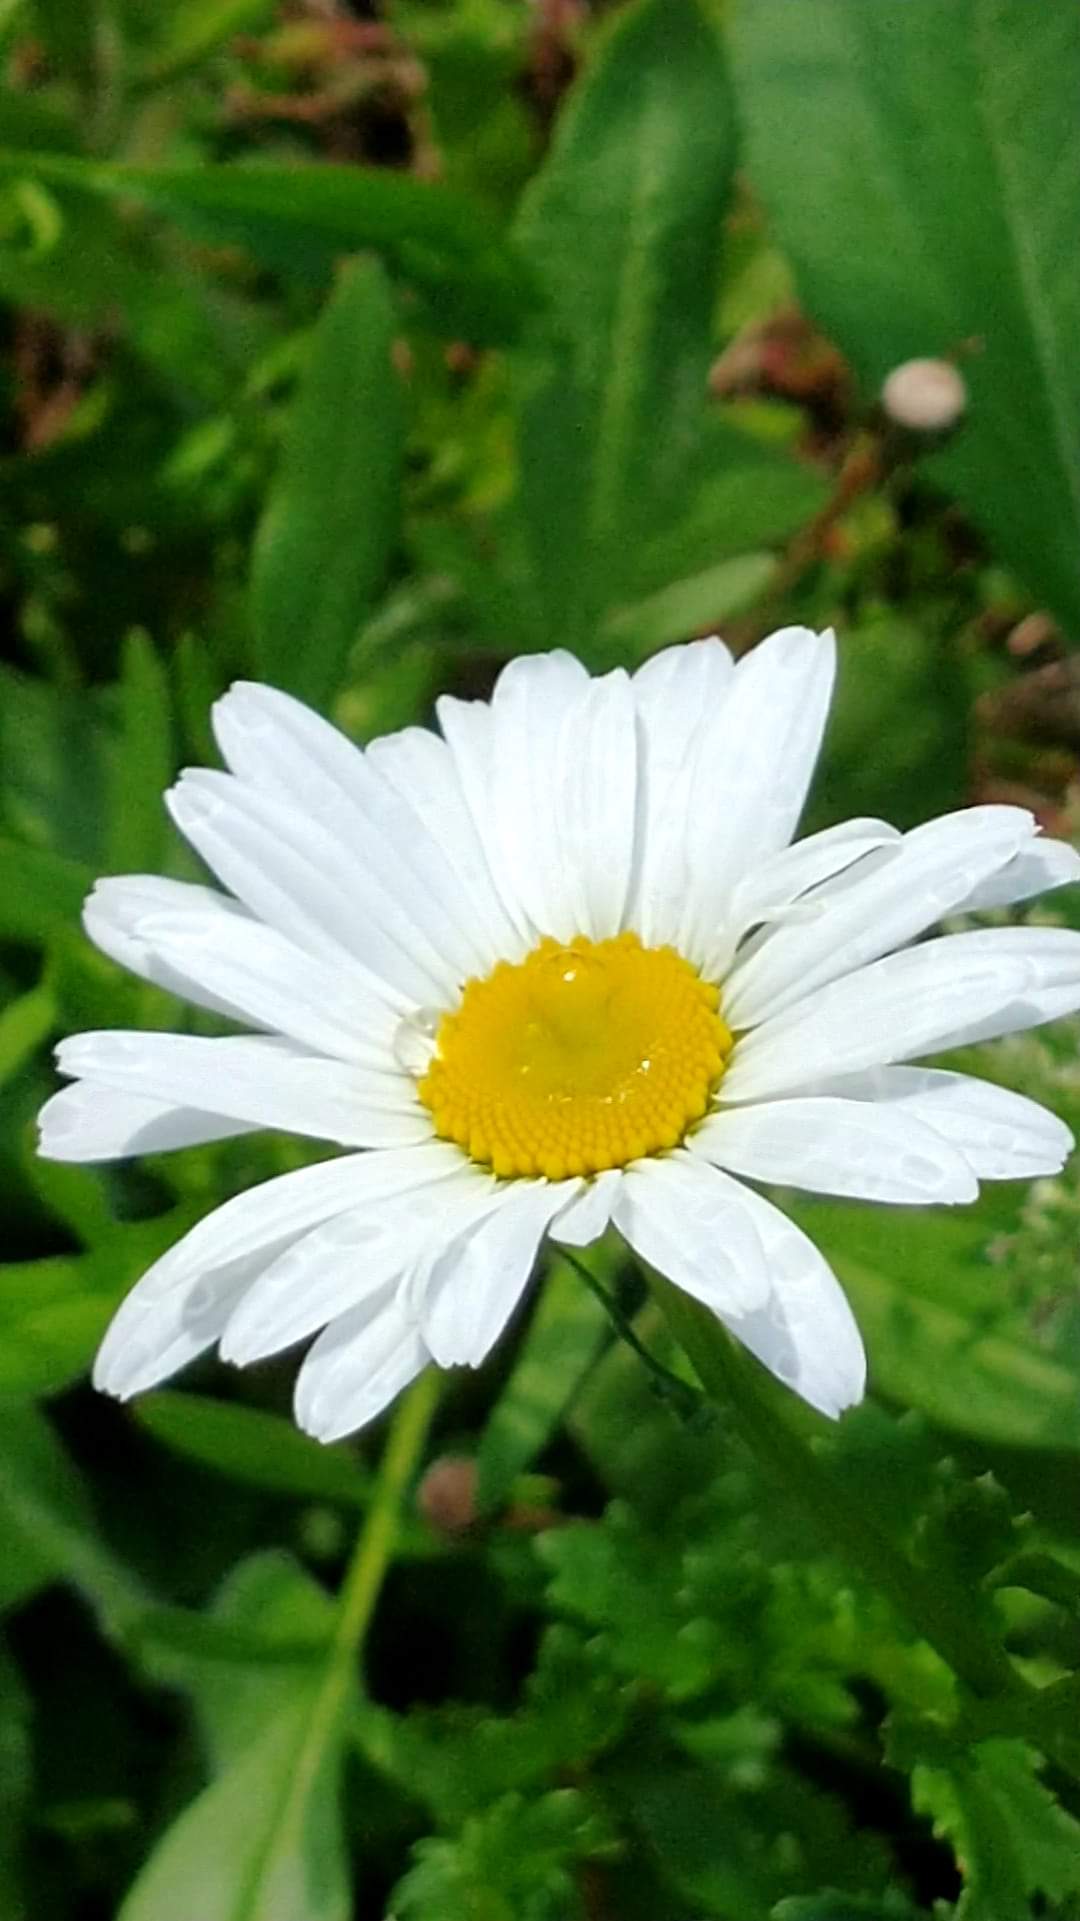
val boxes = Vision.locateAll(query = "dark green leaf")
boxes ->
[734,0,1080,630]
[251,258,404,707]
[106,632,173,873]
[133,1391,373,1508]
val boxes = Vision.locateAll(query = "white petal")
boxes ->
[84,876,248,1018]
[488,651,591,941]
[420,1177,581,1368]
[724,819,900,943]
[56,1032,430,1148]
[628,638,733,947]
[554,669,637,940]
[129,908,399,1069]
[37,1082,257,1162]
[366,724,528,964]
[725,806,1035,1029]
[693,1098,979,1203]
[680,627,836,961]
[723,927,1080,1103]
[167,771,454,1007]
[611,1154,769,1317]
[294,1286,429,1442]
[435,693,531,943]
[956,835,1080,913]
[220,1165,499,1364]
[550,1170,621,1248]
[100,1143,466,1306]
[213,682,494,980]
[804,1065,1074,1181]
[697,1170,865,1419]
[94,1244,286,1400]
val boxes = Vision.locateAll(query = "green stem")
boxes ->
[651,1276,1019,1703]
[559,1247,708,1422]
[288,1368,442,1800]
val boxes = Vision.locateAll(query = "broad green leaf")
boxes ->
[0,1401,144,1632]
[600,554,776,657]
[251,259,404,707]
[733,0,1080,631]
[105,632,173,873]
[797,1200,1080,1449]
[475,1261,609,1517]
[773,1898,922,1921]
[133,1392,373,1508]
[0,1212,196,1397]
[0,982,55,1089]
[0,665,111,863]
[511,0,737,647]
[0,838,92,943]
[119,1554,349,1921]
[0,151,533,344]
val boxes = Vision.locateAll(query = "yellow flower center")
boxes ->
[418,932,732,1180]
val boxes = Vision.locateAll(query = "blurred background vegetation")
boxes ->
[2,1,1080,1916]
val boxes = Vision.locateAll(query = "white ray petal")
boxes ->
[56,1032,430,1148]
[167,771,456,1007]
[955,835,1080,913]
[84,876,249,1018]
[102,1143,466,1305]
[129,908,399,1069]
[37,1082,257,1162]
[221,1166,499,1365]
[696,1169,865,1419]
[366,724,528,964]
[802,1065,1074,1181]
[214,683,494,979]
[488,651,591,941]
[723,927,1080,1104]
[420,1177,581,1368]
[94,1243,288,1400]
[725,805,1035,1028]
[724,819,900,942]
[680,627,836,961]
[554,669,637,940]
[628,637,733,946]
[294,1286,429,1442]
[693,1097,978,1203]
[550,1169,622,1248]
[611,1154,769,1317]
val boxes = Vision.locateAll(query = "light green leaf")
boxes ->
[251,259,405,708]
[138,0,276,85]
[106,631,173,873]
[119,1554,349,1921]
[797,1200,1080,1449]
[0,982,55,1090]
[511,0,737,647]
[475,1261,609,1518]
[601,554,776,657]
[391,1789,613,1921]
[733,0,1080,630]
[133,1392,373,1508]
[0,151,533,344]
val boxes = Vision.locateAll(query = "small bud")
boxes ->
[881,357,967,434]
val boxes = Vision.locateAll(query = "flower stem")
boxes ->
[649,1275,1019,1703]
[334,1366,442,1682]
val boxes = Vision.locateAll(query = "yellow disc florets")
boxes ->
[417,932,732,1180]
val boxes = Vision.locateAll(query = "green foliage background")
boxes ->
[1,1,1080,1915]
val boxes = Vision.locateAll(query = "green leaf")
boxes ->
[0,151,533,344]
[138,0,276,85]
[511,0,737,647]
[133,1392,373,1508]
[251,259,405,708]
[105,632,173,873]
[475,1261,609,1517]
[0,982,56,1090]
[600,554,776,658]
[910,1738,1080,1919]
[796,1199,1080,1448]
[390,1789,613,1921]
[118,1554,350,1921]
[773,1898,922,1921]
[733,0,1080,631]
[0,1401,144,1631]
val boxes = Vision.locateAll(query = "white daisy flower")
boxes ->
[39,630,1080,1438]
